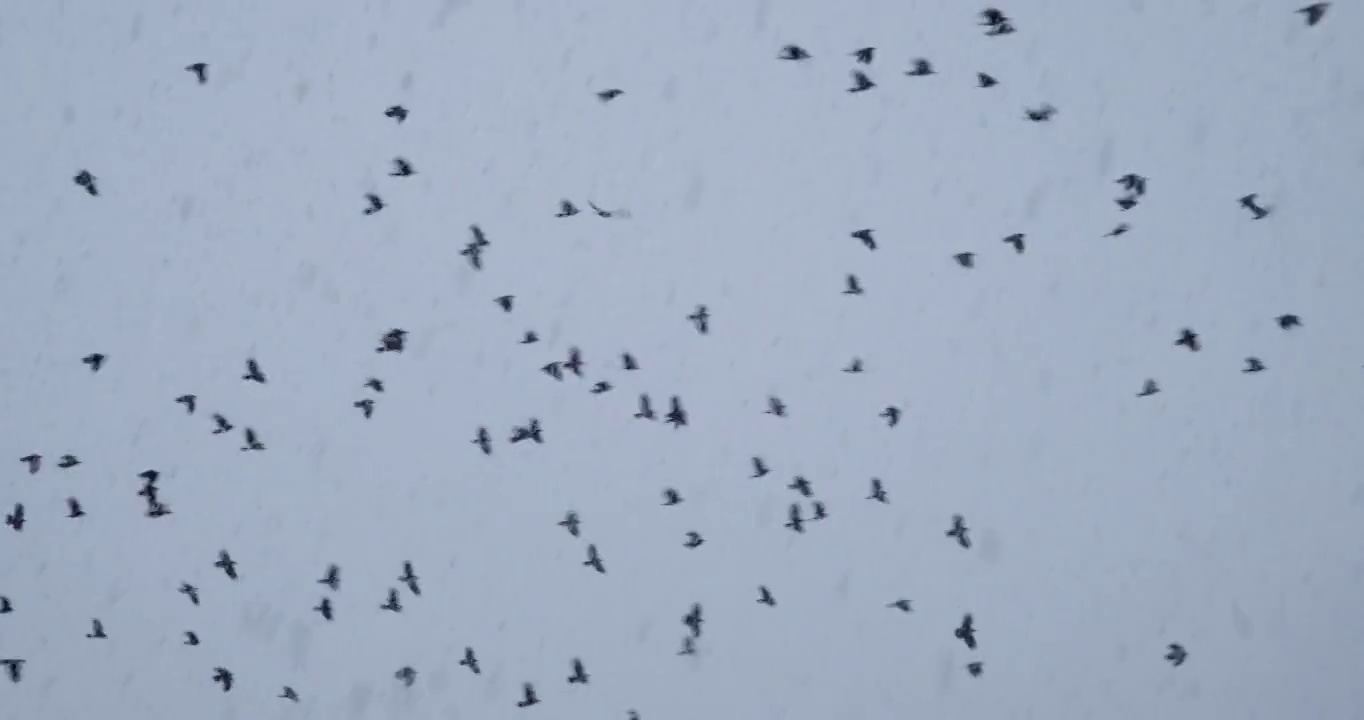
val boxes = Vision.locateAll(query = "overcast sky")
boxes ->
[2,1,1363,719]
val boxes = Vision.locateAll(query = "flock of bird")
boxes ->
[3,3,1341,715]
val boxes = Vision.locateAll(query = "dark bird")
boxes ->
[811,500,828,520]
[954,252,976,268]
[520,331,539,344]
[1243,357,1266,373]
[1175,328,1200,352]
[469,224,491,247]
[543,361,565,381]
[389,157,415,177]
[785,503,805,533]
[967,662,984,677]
[1117,173,1147,196]
[887,599,913,613]
[5,504,24,532]
[662,488,683,506]
[597,88,624,102]
[867,478,889,503]
[395,666,417,687]
[0,659,23,683]
[947,514,972,549]
[215,550,238,580]
[955,614,977,650]
[85,618,107,639]
[584,544,606,573]
[556,199,580,217]
[495,295,514,312]
[179,582,200,606]
[175,394,197,413]
[559,511,581,537]
[622,352,639,370]
[766,396,787,417]
[1102,222,1130,238]
[462,242,485,270]
[788,475,812,497]
[472,427,492,455]
[1239,193,1270,220]
[980,8,1008,25]
[758,586,777,606]
[66,497,85,519]
[313,597,333,621]
[1115,195,1139,211]
[212,413,233,433]
[751,456,771,478]
[567,658,589,684]
[666,396,688,428]
[242,358,266,383]
[1165,643,1188,667]
[460,647,481,674]
[905,58,934,76]
[399,561,421,596]
[1002,233,1025,253]
[57,454,80,469]
[1137,379,1160,397]
[364,377,385,393]
[590,381,612,395]
[384,105,408,123]
[848,70,876,93]
[240,427,265,451]
[354,398,375,419]
[1298,3,1329,26]
[0,597,11,613]
[683,531,705,549]
[880,406,901,427]
[82,353,105,372]
[852,47,874,64]
[185,62,208,83]
[688,305,710,334]
[517,683,540,707]
[851,228,876,250]
[844,357,864,373]
[634,394,656,420]
[509,418,544,444]
[212,667,233,692]
[683,603,704,639]
[843,274,864,295]
[1276,313,1302,330]
[74,170,99,196]
[363,193,385,215]
[378,328,408,353]
[1024,104,1057,121]
[565,346,585,377]
[279,687,300,703]
[779,44,811,61]
[977,72,998,88]
[184,631,200,646]
[381,588,403,612]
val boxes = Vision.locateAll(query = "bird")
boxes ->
[584,544,606,573]
[1117,173,1148,195]
[1137,379,1160,397]
[851,228,876,250]
[766,396,787,417]
[590,381,613,394]
[495,295,514,312]
[543,361,565,381]
[395,666,417,687]
[363,193,385,215]
[852,47,875,64]
[757,586,777,606]
[977,72,998,88]
[179,582,200,605]
[1024,104,1057,121]
[635,394,656,420]
[1115,195,1139,211]
[6,504,24,532]
[662,488,683,506]
[779,44,811,61]
[567,658,589,684]
[1298,3,1329,26]
[683,531,705,549]
[66,497,85,519]
[683,603,704,637]
[74,170,99,196]
[1175,328,1201,352]
[377,328,408,353]
[556,199,580,217]
[622,352,639,370]
[751,456,771,478]
[317,564,340,591]
[666,396,689,428]
[905,58,935,76]
[469,224,491,247]
[146,501,172,518]
[0,597,11,613]
[85,618,107,639]
[844,357,865,373]
[212,667,234,692]
[558,511,581,537]
[867,478,889,503]
[460,647,481,674]
[279,687,300,703]
[1239,193,1270,220]
[596,88,624,102]
[1243,357,1266,373]
[389,157,415,177]
[242,358,266,383]
[1105,223,1131,237]
[399,561,421,596]
[461,242,485,270]
[214,550,238,579]
[588,201,621,218]
[980,8,1008,25]
[1276,314,1302,330]
[18,454,42,473]
[848,70,876,92]
[57,454,80,468]
[565,346,585,376]
[175,394,197,414]
[364,377,385,393]
[472,427,492,455]
[211,413,232,433]
[887,599,913,613]
[955,614,978,650]
[843,274,865,295]
[313,597,334,621]
[517,683,540,707]
[812,499,827,518]
[82,353,105,371]
[688,305,710,334]
[384,105,408,123]
[183,631,200,646]
[380,588,403,612]
[520,331,539,344]
[354,398,375,419]
[947,514,972,549]
[967,661,984,677]
[880,406,901,427]
[1002,233,1025,253]
[241,427,265,451]
[785,503,805,533]
[987,20,1016,35]
[1165,643,1188,666]
[185,62,208,83]
[0,659,23,683]
[788,475,812,496]
[954,252,976,268]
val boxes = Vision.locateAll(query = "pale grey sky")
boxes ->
[2,1,1363,719]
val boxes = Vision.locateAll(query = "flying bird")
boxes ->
[57,454,80,469]
[843,274,864,295]
[495,295,514,312]
[214,550,238,579]
[399,561,421,596]
[472,427,492,455]
[1276,314,1302,330]
[313,597,334,621]
[0,659,23,683]
[66,497,85,519]
[85,618,107,639]
[82,353,105,371]
[363,193,385,215]
[662,488,683,506]
[635,394,656,420]
[185,62,208,83]
[977,72,998,88]
[947,514,972,548]
[242,358,266,383]
[1104,223,1131,237]
[364,378,385,393]
[905,58,935,76]
[212,667,234,692]
[1239,193,1270,220]
[1298,3,1329,26]
[751,456,771,478]
[852,47,874,64]
[6,504,24,532]
[848,70,876,93]
[1165,643,1188,666]
[179,582,200,605]
[867,478,889,503]
[240,427,265,451]
[19,454,40,474]
[567,658,589,684]
[851,228,876,250]
[584,544,606,573]
[779,44,811,61]
[381,588,403,612]
[175,394,197,413]
[354,398,375,419]
[517,683,540,707]
[389,157,415,177]
[1024,104,1057,121]
[212,413,233,433]
[880,406,901,427]
[1002,233,1025,253]
[395,666,417,687]
[460,647,481,674]
[688,305,710,334]
[967,661,984,677]
[279,687,300,703]
[184,631,200,645]
[1137,379,1160,397]
[556,199,580,217]
[954,252,976,268]
[622,352,639,370]
[955,614,978,650]
[766,396,787,417]
[74,170,99,196]
[887,599,913,613]
[785,503,805,533]
[596,88,624,102]
[788,475,812,497]
[758,586,777,606]
[1243,357,1266,373]
[558,511,581,537]
[1175,328,1201,352]
[666,396,688,428]
[384,105,408,123]
[683,531,705,549]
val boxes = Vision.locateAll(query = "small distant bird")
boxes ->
[313,597,333,621]
[955,614,977,650]
[184,631,200,646]
[622,352,639,370]
[185,63,208,84]
[211,413,233,433]
[590,381,612,394]
[688,305,710,334]
[1276,314,1302,330]
[462,242,485,270]
[848,70,876,93]
[766,396,787,417]
[1239,193,1270,220]
[363,193,385,215]
[867,478,888,503]
[469,224,491,248]
[57,454,80,469]
[559,511,581,537]
[0,597,12,613]
[82,353,105,372]
[1024,104,1057,121]
[843,274,864,295]
[751,456,770,478]
[844,357,864,373]
[966,661,984,677]
[364,378,384,393]
[66,497,85,518]
[377,328,408,353]
[758,586,777,606]
[683,604,703,637]
[1117,173,1148,196]
[567,658,589,684]
[472,427,492,455]
[212,667,234,692]
[1115,195,1139,211]
[175,394,197,414]
[565,346,585,376]
[399,561,421,596]
[1165,643,1188,667]
[977,72,998,88]
[588,201,623,218]
[1298,3,1329,27]
[980,8,1008,25]
[86,618,107,639]
[6,504,24,532]
[318,563,341,591]
[215,550,238,579]
[242,358,266,383]
[954,252,976,268]
[584,544,606,574]
[785,503,805,533]
[666,396,688,428]
[380,588,403,612]
[852,47,875,64]
[241,427,265,451]
[947,514,971,549]
[354,398,375,419]
[851,228,876,250]
[1175,328,1201,352]
[880,406,901,427]
[662,488,683,506]
[460,647,481,674]
[635,394,656,420]
[1243,357,1266,373]
[395,666,417,687]
[389,157,415,177]
[1105,223,1131,237]
[811,500,828,520]
[905,58,935,76]
[384,105,408,123]
[779,44,811,61]
[1,659,23,683]
[494,295,515,313]
[279,687,300,703]
[887,599,913,613]
[179,582,200,605]
[520,331,539,344]
[1137,379,1160,397]
[683,531,705,549]
[556,200,580,217]
[597,88,624,102]
[1003,233,1025,253]
[74,170,99,196]
[517,683,540,707]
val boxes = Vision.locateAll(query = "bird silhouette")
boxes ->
[662,488,683,506]
[460,647,481,674]
[543,362,565,381]
[520,331,539,344]
[85,618,107,639]
[851,228,876,250]
[354,398,375,419]
[955,614,978,650]
[977,72,999,88]
[844,357,865,373]
[462,242,485,270]
[74,170,99,196]
[887,599,913,613]
[184,631,200,646]
[1243,357,1266,373]
[1105,222,1131,237]
[565,346,585,376]
[678,636,697,655]
[567,658,589,684]
[1,597,12,613]
[751,456,771,478]
[683,603,704,637]
[495,295,514,312]
[590,380,612,394]
[57,454,80,469]
[666,396,688,428]
[635,394,656,420]
[389,157,415,177]
[1117,173,1148,195]
[683,531,705,548]
[1137,379,1160,397]
[66,497,85,519]
[947,514,972,548]
[954,252,976,268]
[1002,233,1025,253]
[517,683,540,707]
[364,377,385,393]
[179,582,199,605]
[279,687,300,703]
[1276,314,1302,330]
[596,88,624,102]
[211,413,232,433]
[852,47,874,64]
[185,62,208,83]
[1024,104,1056,121]
[313,597,334,621]
[1115,195,1139,211]
[472,427,492,455]
[395,666,417,687]
[240,427,265,451]
[688,305,710,334]
[766,396,787,417]
[82,353,105,372]
[6,504,24,532]
[212,667,233,692]
[377,328,408,353]
[987,20,1016,35]
[381,588,403,612]
[384,105,408,123]
[980,8,1008,25]
[848,70,876,92]
[788,475,812,497]
[399,561,421,596]
[967,661,984,677]
[316,564,340,591]
[214,550,238,579]
[584,544,606,573]
[18,454,40,474]
[622,352,639,370]
[363,193,385,215]
[1298,3,1329,26]
[242,358,266,383]
[1175,328,1201,352]
[814,500,829,523]
[880,406,901,427]
[758,586,777,606]
[779,44,811,61]
[843,274,864,295]
[0,659,23,683]
[867,478,889,503]
[556,199,580,217]
[559,511,581,537]
[905,58,935,76]
[785,503,805,533]
[1165,643,1188,666]
[1239,193,1270,220]
[175,394,197,414]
